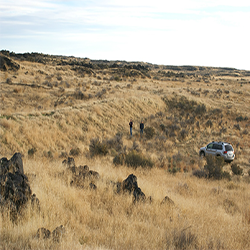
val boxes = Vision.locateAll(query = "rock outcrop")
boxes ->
[0,54,20,71]
[0,153,39,220]
[35,225,65,242]
[118,174,146,203]
[62,157,100,189]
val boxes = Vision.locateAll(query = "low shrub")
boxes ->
[105,133,123,152]
[195,104,206,116]
[179,129,188,140]
[160,124,166,131]
[204,155,226,180]
[222,171,231,181]
[231,164,243,176]
[28,147,37,158]
[193,169,208,178]
[163,95,197,113]
[6,78,12,84]
[170,228,198,250]
[124,150,154,169]
[43,150,53,159]
[113,153,126,166]
[89,138,108,157]
[69,147,81,156]
[168,167,181,175]
[144,127,155,140]
[236,116,244,122]
[205,120,213,128]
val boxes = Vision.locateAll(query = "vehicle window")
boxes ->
[207,143,213,149]
[225,145,233,151]
[212,144,223,150]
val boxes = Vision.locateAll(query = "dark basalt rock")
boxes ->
[35,225,65,242]
[0,54,20,71]
[0,153,39,220]
[63,157,100,189]
[161,196,175,207]
[122,174,138,194]
[120,174,146,203]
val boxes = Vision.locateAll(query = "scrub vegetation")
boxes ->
[1,51,250,249]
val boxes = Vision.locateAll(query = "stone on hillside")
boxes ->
[133,187,146,203]
[35,225,65,242]
[122,174,146,203]
[122,174,138,194]
[62,157,75,168]
[0,153,24,175]
[0,153,38,220]
[64,158,100,189]
[161,196,175,207]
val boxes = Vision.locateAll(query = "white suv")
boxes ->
[199,141,235,163]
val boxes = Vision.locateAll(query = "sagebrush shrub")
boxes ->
[89,138,108,157]
[205,120,213,128]
[193,168,208,178]
[144,126,155,140]
[179,129,188,140]
[124,150,154,169]
[69,147,81,156]
[113,153,126,166]
[163,96,197,113]
[105,133,123,152]
[231,164,243,175]
[195,104,206,116]
[28,148,37,157]
[204,155,226,180]
[171,228,198,250]
[160,124,166,131]
[6,78,12,84]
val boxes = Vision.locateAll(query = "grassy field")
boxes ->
[0,51,250,249]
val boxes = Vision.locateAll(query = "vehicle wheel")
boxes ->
[200,151,205,157]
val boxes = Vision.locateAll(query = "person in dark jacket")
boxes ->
[140,121,144,137]
[129,119,133,136]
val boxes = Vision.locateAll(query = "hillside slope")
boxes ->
[1,51,249,169]
[1,51,250,250]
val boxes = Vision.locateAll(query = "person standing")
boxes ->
[129,119,133,136]
[140,121,144,137]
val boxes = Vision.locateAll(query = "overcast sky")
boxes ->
[1,0,250,70]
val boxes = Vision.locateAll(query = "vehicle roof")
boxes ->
[211,141,231,145]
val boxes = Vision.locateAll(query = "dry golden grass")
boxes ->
[1,54,250,249]
[1,157,250,249]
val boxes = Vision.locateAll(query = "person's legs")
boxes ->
[130,127,132,136]
[140,129,143,137]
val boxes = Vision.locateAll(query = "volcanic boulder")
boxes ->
[0,153,37,220]
[122,174,146,203]
[62,157,100,189]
